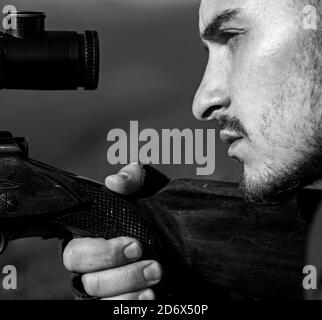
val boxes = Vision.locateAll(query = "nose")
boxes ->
[193,54,231,121]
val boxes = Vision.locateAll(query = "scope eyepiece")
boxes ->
[0,11,99,90]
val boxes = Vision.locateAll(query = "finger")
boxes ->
[105,162,144,195]
[63,237,142,273]
[101,289,155,301]
[82,260,162,297]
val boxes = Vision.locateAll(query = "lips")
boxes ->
[220,130,243,145]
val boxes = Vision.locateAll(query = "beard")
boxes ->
[239,141,322,205]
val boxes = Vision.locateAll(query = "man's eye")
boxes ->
[217,29,245,45]
[220,32,239,43]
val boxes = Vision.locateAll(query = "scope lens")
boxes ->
[79,30,100,90]
[0,11,100,90]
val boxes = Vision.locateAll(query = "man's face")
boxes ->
[193,0,322,203]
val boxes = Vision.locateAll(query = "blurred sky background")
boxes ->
[0,0,240,299]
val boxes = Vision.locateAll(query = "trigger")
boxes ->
[0,232,10,254]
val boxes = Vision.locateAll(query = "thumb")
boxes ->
[105,162,144,195]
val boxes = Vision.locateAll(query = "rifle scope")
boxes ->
[0,11,99,90]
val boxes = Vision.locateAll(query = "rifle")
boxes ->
[0,11,318,300]
[0,132,318,299]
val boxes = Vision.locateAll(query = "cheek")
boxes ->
[236,1,302,86]
[230,26,303,141]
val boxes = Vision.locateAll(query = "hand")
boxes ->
[63,163,162,300]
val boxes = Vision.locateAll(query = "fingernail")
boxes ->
[143,262,161,283]
[124,242,141,260]
[118,172,129,180]
[131,161,144,170]
[138,289,155,300]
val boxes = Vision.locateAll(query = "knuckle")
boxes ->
[125,264,147,290]
[107,238,121,251]
[63,238,93,271]
[63,240,82,271]
[64,238,109,271]
[104,252,118,267]
[106,238,122,256]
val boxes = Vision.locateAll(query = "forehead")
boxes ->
[199,0,295,31]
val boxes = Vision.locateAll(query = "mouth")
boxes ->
[220,130,244,159]
[220,130,243,145]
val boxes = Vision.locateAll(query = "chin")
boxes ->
[238,165,299,205]
[238,146,322,205]
[239,174,270,205]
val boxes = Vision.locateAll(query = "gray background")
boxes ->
[0,0,240,299]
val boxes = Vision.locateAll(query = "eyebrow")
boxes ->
[201,9,241,41]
